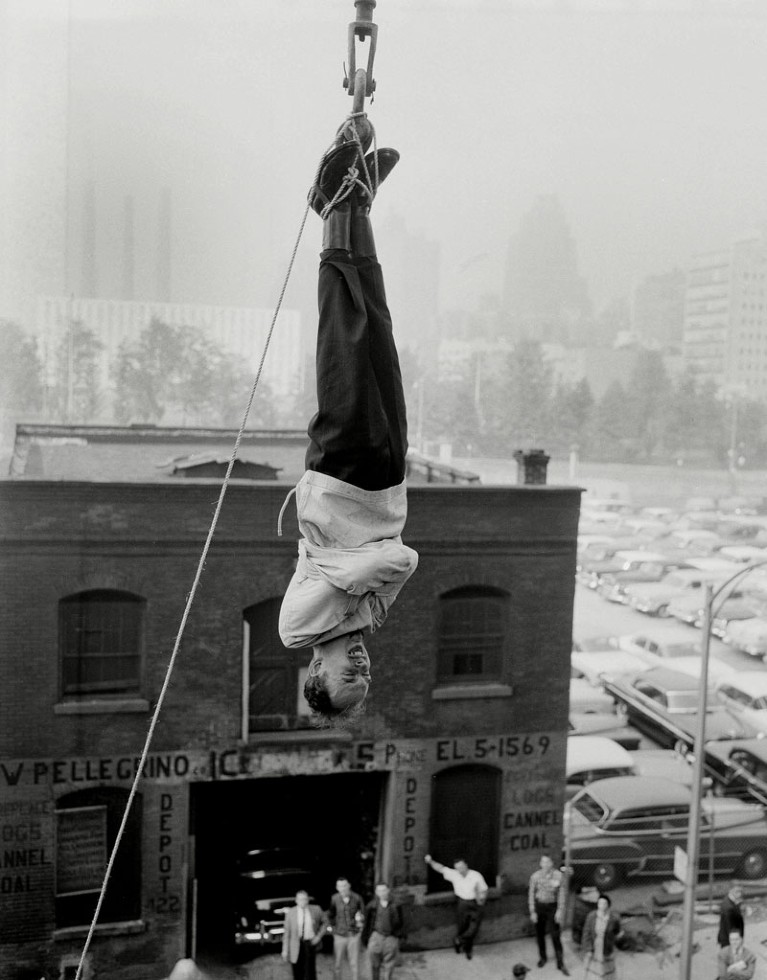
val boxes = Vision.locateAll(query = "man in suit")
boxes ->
[717,930,756,980]
[281,890,326,980]
[718,883,745,948]
[327,876,365,980]
[361,882,404,980]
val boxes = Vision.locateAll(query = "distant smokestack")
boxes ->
[82,180,97,298]
[157,185,172,302]
[122,194,135,300]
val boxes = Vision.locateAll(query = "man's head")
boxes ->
[453,859,469,877]
[729,882,744,903]
[596,893,612,914]
[729,929,744,949]
[336,877,351,897]
[304,631,370,724]
[375,882,390,903]
[296,890,310,908]
[512,966,530,979]
[539,855,553,873]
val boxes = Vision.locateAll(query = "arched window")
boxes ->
[56,787,142,927]
[59,590,144,696]
[244,598,310,731]
[437,586,508,681]
[428,765,500,893]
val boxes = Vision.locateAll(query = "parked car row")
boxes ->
[578,498,767,660]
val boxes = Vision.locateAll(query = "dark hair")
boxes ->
[453,857,468,866]
[597,893,612,908]
[303,673,366,728]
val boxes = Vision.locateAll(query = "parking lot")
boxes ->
[570,495,767,913]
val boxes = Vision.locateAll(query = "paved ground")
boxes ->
[190,899,767,980]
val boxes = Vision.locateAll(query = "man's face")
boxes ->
[731,886,744,903]
[309,631,371,711]
[296,891,309,908]
[729,931,743,949]
[454,860,469,877]
[540,856,553,873]
[337,879,351,897]
[375,884,390,903]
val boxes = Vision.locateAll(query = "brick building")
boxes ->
[0,424,580,980]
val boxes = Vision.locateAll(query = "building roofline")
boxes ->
[14,422,308,444]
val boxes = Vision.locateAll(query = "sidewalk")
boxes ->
[205,911,767,980]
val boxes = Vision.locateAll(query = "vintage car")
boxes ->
[571,649,658,688]
[626,567,734,617]
[704,738,767,806]
[566,737,635,800]
[565,738,692,801]
[568,775,767,890]
[569,714,641,751]
[716,673,767,736]
[234,848,316,947]
[724,616,767,658]
[597,559,685,604]
[576,550,669,590]
[602,667,758,751]
[570,678,617,715]
[619,629,705,660]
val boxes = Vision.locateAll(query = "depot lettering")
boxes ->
[504,808,561,852]
[0,755,191,787]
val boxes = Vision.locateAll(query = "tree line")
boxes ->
[3,321,766,469]
[0,318,281,432]
[410,340,767,468]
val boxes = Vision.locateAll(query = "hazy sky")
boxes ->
[25,0,767,316]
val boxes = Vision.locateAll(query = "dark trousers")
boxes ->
[535,901,563,965]
[291,939,318,980]
[306,250,408,492]
[455,898,483,953]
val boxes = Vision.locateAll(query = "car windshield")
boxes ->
[573,793,607,824]
[664,691,701,712]
[575,636,621,652]
[662,643,701,657]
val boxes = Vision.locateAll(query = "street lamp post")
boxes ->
[678,583,713,980]
[679,560,767,980]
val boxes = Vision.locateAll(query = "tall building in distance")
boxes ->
[502,194,591,343]
[632,268,686,349]
[683,232,767,398]
[35,296,303,417]
[0,1,69,327]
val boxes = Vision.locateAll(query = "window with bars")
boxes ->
[245,598,311,732]
[437,586,508,681]
[59,590,144,696]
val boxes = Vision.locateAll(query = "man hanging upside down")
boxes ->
[278,133,418,724]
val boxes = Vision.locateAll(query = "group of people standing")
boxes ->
[281,878,403,980]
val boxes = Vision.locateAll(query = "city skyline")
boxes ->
[3,0,767,334]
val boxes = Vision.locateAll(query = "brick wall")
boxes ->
[0,481,579,755]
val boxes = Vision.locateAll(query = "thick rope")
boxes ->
[72,114,362,980]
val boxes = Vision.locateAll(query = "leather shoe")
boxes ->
[336,113,373,153]
[537,959,546,968]
[453,938,462,954]
[308,143,360,216]
[353,148,400,207]
[465,949,473,960]
[558,966,570,976]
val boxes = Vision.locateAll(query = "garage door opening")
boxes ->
[190,771,385,962]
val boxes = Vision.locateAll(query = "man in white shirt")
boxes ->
[282,890,326,980]
[424,854,488,959]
